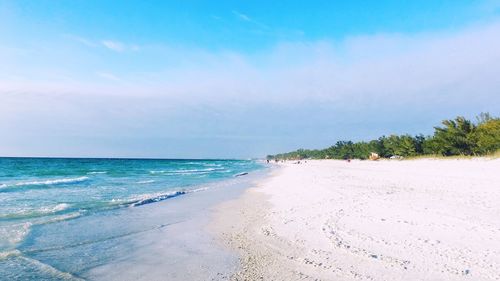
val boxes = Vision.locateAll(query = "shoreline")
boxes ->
[212,158,500,280]
[84,168,271,281]
[1,159,268,281]
[210,167,278,280]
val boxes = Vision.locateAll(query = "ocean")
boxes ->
[0,157,264,280]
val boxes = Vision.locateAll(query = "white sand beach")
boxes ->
[213,159,500,281]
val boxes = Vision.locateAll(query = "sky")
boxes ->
[1,0,500,158]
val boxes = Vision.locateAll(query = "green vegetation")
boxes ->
[267,113,500,160]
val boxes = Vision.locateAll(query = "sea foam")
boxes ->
[0,176,89,189]
[0,203,71,220]
[149,167,225,175]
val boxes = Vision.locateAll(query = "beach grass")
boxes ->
[404,149,500,160]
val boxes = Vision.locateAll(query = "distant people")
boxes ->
[267,159,270,164]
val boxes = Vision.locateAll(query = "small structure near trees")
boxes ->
[369,152,380,161]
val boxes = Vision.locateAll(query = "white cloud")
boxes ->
[2,20,500,124]
[232,10,269,30]
[232,10,251,21]
[2,20,500,157]
[101,40,125,52]
[66,35,138,52]
[65,34,98,47]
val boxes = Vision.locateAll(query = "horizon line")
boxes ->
[0,156,261,161]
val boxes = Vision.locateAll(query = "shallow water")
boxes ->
[0,158,263,280]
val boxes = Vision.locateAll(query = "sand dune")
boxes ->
[214,159,500,281]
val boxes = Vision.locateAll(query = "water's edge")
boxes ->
[5,165,268,280]
[84,166,272,281]
[0,158,269,281]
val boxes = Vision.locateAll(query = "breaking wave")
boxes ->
[128,187,208,207]
[149,167,225,175]
[0,177,89,192]
[0,203,71,220]
[137,180,155,184]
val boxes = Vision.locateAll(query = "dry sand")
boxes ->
[212,159,500,281]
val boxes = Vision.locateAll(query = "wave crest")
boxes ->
[130,191,187,207]
[0,249,22,260]
[149,167,225,175]
[0,203,71,220]
[137,180,155,184]
[0,177,89,191]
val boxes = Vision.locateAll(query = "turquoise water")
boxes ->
[0,157,262,280]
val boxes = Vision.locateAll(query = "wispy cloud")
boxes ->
[232,10,269,30]
[232,10,251,21]
[101,40,140,52]
[101,40,125,52]
[96,72,121,81]
[66,35,139,52]
[65,34,98,47]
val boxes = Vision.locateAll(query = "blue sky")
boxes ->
[1,0,500,158]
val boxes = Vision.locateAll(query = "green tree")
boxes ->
[473,118,500,154]
[370,137,387,157]
[414,134,426,154]
[266,113,498,160]
[432,116,476,156]
[395,135,417,156]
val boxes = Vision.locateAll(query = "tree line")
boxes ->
[267,113,500,160]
